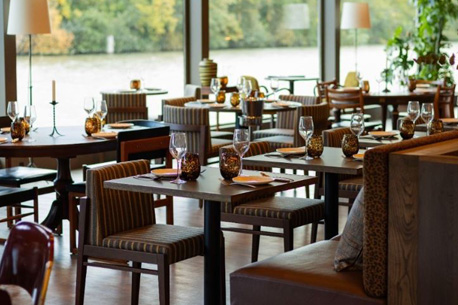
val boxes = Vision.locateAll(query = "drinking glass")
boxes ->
[407,101,420,123]
[233,129,250,176]
[84,97,95,116]
[95,100,108,126]
[23,105,37,142]
[421,103,434,124]
[7,101,18,122]
[210,78,221,101]
[270,78,279,99]
[236,77,245,92]
[169,132,187,184]
[299,116,314,160]
[350,113,365,138]
[242,79,252,99]
[375,77,383,93]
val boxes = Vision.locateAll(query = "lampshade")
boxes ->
[341,2,371,30]
[283,3,310,30]
[7,0,51,35]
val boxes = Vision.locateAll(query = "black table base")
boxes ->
[324,173,339,239]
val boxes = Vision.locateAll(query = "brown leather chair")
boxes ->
[0,221,54,305]
[434,84,456,119]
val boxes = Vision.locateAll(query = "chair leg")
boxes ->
[75,253,88,305]
[283,224,294,252]
[33,188,39,223]
[14,206,22,224]
[199,199,203,209]
[6,206,13,228]
[131,262,141,305]
[311,222,318,243]
[165,196,174,225]
[68,193,79,255]
[157,255,170,305]
[251,225,261,263]
[220,236,226,305]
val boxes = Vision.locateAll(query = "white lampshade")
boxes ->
[283,3,310,30]
[7,0,51,35]
[341,2,371,30]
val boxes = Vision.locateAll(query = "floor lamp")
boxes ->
[341,2,371,79]
[7,0,51,106]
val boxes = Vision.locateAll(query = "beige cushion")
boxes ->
[334,188,364,271]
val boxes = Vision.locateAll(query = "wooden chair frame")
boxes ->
[325,87,365,122]
[434,84,456,119]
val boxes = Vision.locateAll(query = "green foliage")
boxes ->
[385,27,415,85]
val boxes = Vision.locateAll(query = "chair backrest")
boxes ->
[242,76,260,91]
[343,72,359,87]
[322,127,351,147]
[162,105,210,165]
[292,103,331,146]
[102,93,148,124]
[119,135,172,168]
[86,160,155,246]
[163,96,197,107]
[362,130,458,298]
[276,95,319,129]
[279,94,318,105]
[415,79,445,86]
[326,87,364,121]
[0,221,54,305]
[434,84,456,119]
[184,84,202,99]
[315,79,338,103]
[0,116,11,128]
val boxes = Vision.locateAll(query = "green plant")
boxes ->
[386,27,414,86]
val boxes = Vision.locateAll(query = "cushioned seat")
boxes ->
[102,224,204,264]
[339,176,364,193]
[211,130,234,139]
[230,240,385,305]
[233,197,324,228]
[253,128,294,139]
[209,138,233,155]
[254,135,294,149]
[0,167,56,185]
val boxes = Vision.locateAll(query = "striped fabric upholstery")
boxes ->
[253,128,294,140]
[163,96,196,107]
[102,93,148,123]
[86,160,155,246]
[292,103,331,146]
[102,224,204,264]
[278,95,318,105]
[233,197,324,228]
[254,136,293,149]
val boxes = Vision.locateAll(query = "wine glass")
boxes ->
[95,100,108,126]
[350,113,365,138]
[236,77,245,93]
[24,105,37,142]
[421,103,434,124]
[84,97,95,116]
[270,78,279,99]
[407,101,420,123]
[243,79,252,99]
[7,101,18,122]
[233,129,250,176]
[299,116,314,160]
[210,78,221,102]
[375,76,383,93]
[169,132,187,184]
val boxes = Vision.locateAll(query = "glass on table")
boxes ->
[397,117,414,140]
[427,119,443,136]
[233,129,250,176]
[298,116,314,160]
[230,93,240,107]
[169,132,187,184]
[307,135,324,158]
[95,100,108,126]
[219,148,241,180]
[421,102,434,124]
[242,79,253,99]
[180,152,201,181]
[7,101,19,122]
[270,78,279,99]
[10,118,25,141]
[342,134,359,157]
[407,101,420,123]
[236,77,245,93]
[216,90,226,104]
[84,97,95,117]
[350,112,365,138]
[210,78,221,102]
[23,105,37,142]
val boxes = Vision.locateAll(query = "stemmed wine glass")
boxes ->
[95,100,108,126]
[7,101,18,122]
[210,78,221,102]
[233,129,250,176]
[270,78,279,99]
[236,77,245,93]
[84,97,95,117]
[299,116,314,160]
[169,132,187,184]
[242,79,252,99]
[24,105,37,142]
[421,103,434,124]
[350,113,365,138]
[375,76,383,93]
[407,101,420,123]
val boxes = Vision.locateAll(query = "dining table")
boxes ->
[358,131,427,148]
[243,147,364,240]
[265,75,320,94]
[104,166,317,305]
[0,126,117,231]
[100,88,168,96]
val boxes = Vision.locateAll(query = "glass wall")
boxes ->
[15,0,184,127]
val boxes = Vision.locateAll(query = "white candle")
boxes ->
[52,80,56,101]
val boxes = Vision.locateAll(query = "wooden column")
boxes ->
[1,0,17,115]
[184,0,209,86]
[319,0,340,83]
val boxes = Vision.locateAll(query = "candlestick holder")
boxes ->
[49,100,63,137]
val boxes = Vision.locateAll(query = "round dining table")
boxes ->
[0,126,116,231]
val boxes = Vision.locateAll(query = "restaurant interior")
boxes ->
[1,0,458,304]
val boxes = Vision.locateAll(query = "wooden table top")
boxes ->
[363,89,436,103]
[100,88,168,96]
[358,132,427,148]
[0,126,117,158]
[243,147,363,175]
[104,167,318,203]
[184,101,301,114]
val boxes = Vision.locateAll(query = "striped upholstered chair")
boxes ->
[75,160,216,305]
[102,93,148,124]
[219,141,325,262]
[163,105,232,165]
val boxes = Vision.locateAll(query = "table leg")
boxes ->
[41,157,74,231]
[289,80,295,94]
[381,99,387,131]
[324,172,339,239]
[204,200,223,305]
[392,104,399,130]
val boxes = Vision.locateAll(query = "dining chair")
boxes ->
[434,84,456,119]
[0,221,54,305]
[315,79,339,103]
[75,160,221,305]
[102,92,148,124]
[163,105,232,165]
[0,116,57,229]
[184,84,201,98]
[219,141,324,262]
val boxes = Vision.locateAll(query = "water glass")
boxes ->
[427,119,443,136]
[397,118,414,140]
[236,77,245,92]
[10,118,25,141]
[233,129,250,176]
[216,90,226,104]
[84,97,95,116]
[299,116,314,160]
[169,132,187,184]
[350,113,365,138]
[219,148,241,180]
[23,105,37,141]
[243,79,253,99]
[342,134,359,157]
[95,100,108,125]
[270,78,279,99]
[307,135,324,158]
[180,152,201,181]
[407,101,420,123]
[421,103,434,124]
[230,93,240,107]
[210,78,221,100]
[7,101,18,122]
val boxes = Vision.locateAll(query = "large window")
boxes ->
[15,0,184,126]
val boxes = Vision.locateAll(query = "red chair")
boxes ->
[0,221,54,305]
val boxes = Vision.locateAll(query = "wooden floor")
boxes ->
[0,177,349,305]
